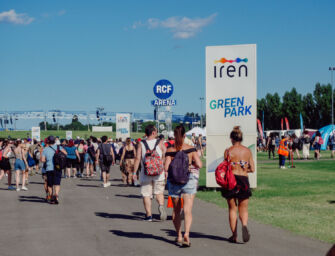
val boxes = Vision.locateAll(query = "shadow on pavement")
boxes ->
[111,179,123,182]
[77,184,101,188]
[132,212,172,221]
[109,230,176,245]
[115,194,142,199]
[29,181,44,185]
[327,200,335,204]
[161,229,230,242]
[95,212,143,221]
[18,196,46,203]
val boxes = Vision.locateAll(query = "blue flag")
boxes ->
[300,113,304,132]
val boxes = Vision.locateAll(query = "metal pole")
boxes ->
[44,112,47,131]
[200,97,204,128]
[330,67,334,127]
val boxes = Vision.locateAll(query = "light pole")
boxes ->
[330,67,335,128]
[199,97,204,128]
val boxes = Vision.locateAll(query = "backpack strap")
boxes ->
[153,139,160,151]
[142,140,151,152]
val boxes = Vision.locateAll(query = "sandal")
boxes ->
[175,238,183,246]
[228,235,237,243]
[242,226,250,243]
[182,240,191,247]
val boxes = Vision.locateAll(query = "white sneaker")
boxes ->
[21,186,28,191]
[103,183,108,188]
[107,182,111,187]
[16,188,20,192]
[282,166,286,169]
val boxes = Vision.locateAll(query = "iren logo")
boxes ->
[213,57,248,78]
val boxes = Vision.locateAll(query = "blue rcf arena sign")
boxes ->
[153,79,174,99]
[152,79,176,106]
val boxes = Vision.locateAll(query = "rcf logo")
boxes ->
[213,57,248,78]
[118,117,128,122]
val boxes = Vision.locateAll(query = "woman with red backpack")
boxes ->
[164,125,202,247]
[220,126,255,243]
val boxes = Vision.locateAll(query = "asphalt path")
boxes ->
[0,166,331,256]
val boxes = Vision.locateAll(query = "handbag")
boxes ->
[215,150,237,190]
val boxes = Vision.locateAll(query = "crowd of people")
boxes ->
[257,129,335,165]
[0,124,255,245]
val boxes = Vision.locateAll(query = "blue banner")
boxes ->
[300,113,304,132]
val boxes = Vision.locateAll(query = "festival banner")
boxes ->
[281,118,284,130]
[116,113,130,140]
[257,119,263,140]
[285,117,290,130]
[300,113,304,132]
[31,127,41,141]
[206,44,257,188]
[66,131,72,140]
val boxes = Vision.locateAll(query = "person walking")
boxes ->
[302,130,311,160]
[221,126,255,243]
[278,135,289,169]
[164,125,202,247]
[312,131,322,160]
[41,136,67,204]
[77,140,86,178]
[328,130,335,159]
[133,124,167,222]
[14,140,29,191]
[96,136,115,187]
[120,138,136,185]
[65,139,80,178]
[85,139,95,177]
[0,140,15,190]
[266,134,276,159]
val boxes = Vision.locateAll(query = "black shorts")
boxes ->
[46,170,62,187]
[221,175,252,200]
[66,158,78,168]
[99,161,111,173]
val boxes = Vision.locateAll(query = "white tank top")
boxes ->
[141,139,162,160]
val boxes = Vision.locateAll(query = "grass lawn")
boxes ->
[0,130,145,140]
[197,156,335,243]
[257,150,333,161]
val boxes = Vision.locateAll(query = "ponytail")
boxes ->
[174,125,185,151]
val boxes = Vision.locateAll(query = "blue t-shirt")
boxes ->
[42,145,64,172]
[65,146,77,159]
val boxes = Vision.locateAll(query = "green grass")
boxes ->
[0,130,145,140]
[197,156,335,243]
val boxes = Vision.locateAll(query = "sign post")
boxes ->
[66,131,73,140]
[206,44,257,188]
[116,113,130,141]
[31,127,41,141]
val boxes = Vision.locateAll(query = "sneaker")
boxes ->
[103,183,108,188]
[144,215,153,222]
[158,205,167,221]
[107,181,111,187]
[21,186,28,191]
[16,188,21,192]
[242,226,250,243]
[8,186,16,190]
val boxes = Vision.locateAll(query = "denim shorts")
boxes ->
[168,173,198,198]
[84,153,93,164]
[14,159,26,171]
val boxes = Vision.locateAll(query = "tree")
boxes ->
[282,88,303,129]
[313,83,332,127]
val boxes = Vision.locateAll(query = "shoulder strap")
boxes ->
[50,145,56,152]
[142,140,150,152]
[153,139,160,151]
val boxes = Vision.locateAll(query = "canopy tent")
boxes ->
[311,125,335,150]
[186,127,206,137]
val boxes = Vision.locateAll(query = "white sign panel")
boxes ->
[206,44,257,188]
[92,126,113,132]
[31,127,40,141]
[66,131,72,140]
[116,113,130,140]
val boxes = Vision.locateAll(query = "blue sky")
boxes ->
[1,0,335,115]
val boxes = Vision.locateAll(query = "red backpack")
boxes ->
[215,151,236,190]
[0,150,3,161]
[142,140,164,176]
[318,137,324,145]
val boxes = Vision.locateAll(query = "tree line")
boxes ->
[257,83,334,130]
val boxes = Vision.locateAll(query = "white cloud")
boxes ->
[0,9,34,25]
[132,13,217,39]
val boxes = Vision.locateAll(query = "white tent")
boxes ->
[186,127,206,137]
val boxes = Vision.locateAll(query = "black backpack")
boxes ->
[168,150,189,185]
[51,145,67,171]
[87,146,96,161]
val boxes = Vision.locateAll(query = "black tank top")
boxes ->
[124,149,135,159]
